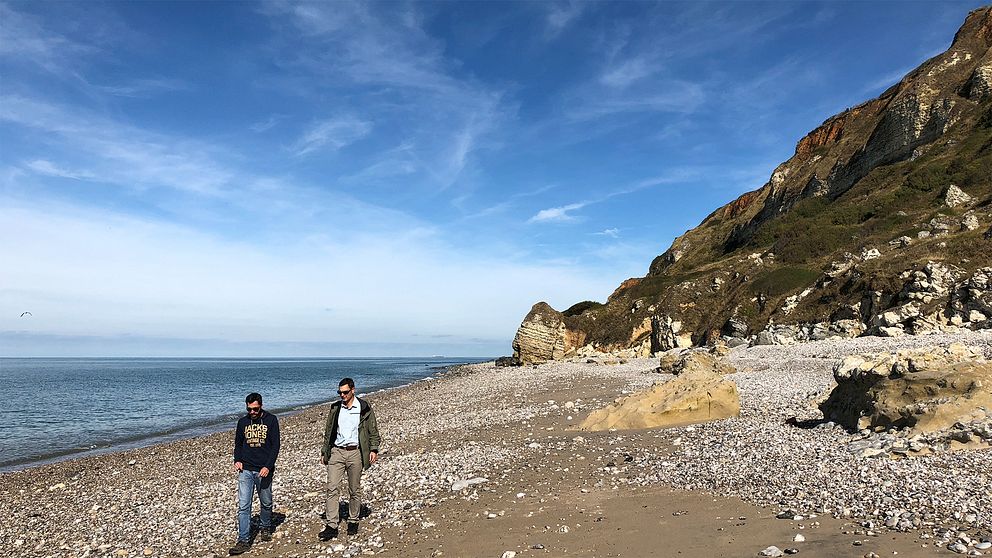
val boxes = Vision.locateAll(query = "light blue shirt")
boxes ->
[334,400,361,447]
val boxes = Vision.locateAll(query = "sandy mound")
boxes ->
[580,357,740,431]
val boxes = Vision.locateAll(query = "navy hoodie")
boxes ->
[233,410,280,472]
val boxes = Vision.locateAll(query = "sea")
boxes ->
[0,356,489,472]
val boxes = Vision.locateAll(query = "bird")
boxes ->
[20,311,32,317]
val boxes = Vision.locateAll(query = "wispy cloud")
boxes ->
[860,64,915,96]
[527,170,694,225]
[599,57,653,89]
[292,116,373,156]
[1,95,233,196]
[24,159,94,180]
[93,77,189,98]
[0,2,95,74]
[261,1,510,191]
[529,202,587,223]
[594,227,620,238]
[546,1,586,38]
[250,115,285,133]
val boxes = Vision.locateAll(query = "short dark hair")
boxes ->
[339,378,355,389]
[245,392,263,405]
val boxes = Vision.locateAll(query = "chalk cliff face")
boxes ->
[513,7,992,363]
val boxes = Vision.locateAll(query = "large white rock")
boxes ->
[945,184,972,208]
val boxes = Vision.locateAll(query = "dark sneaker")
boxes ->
[318,525,338,541]
[259,528,273,542]
[229,540,251,555]
[347,522,359,536]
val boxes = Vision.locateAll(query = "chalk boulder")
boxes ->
[820,344,992,433]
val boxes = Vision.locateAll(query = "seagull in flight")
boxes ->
[20,311,32,317]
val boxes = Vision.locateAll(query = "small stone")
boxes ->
[949,542,968,554]
[144,548,153,556]
[976,542,992,550]
[758,546,784,557]
[501,552,517,558]
[784,549,800,556]
[793,534,805,542]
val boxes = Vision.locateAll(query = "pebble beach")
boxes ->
[3,331,991,558]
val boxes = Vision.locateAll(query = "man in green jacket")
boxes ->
[319,377,381,540]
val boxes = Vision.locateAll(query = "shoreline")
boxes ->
[2,334,990,557]
[0,359,486,474]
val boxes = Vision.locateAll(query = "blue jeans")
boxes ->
[237,470,273,542]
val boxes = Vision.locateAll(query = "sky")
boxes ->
[0,0,987,357]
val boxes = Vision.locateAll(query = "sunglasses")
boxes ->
[337,389,352,396]
[246,406,262,413]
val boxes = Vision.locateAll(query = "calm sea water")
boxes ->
[0,357,488,472]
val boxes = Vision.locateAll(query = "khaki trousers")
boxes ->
[325,447,363,525]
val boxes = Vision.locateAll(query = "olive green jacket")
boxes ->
[321,397,381,469]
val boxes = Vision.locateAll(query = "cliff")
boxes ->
[513,7,992,364]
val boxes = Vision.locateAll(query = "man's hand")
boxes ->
[321,455,328,465]
[259,467,270,478]
[369,451,378,465]
[234,461,243,472]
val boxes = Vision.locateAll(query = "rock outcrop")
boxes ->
[819,344,992,437]
[511,302,569,364]
[580,356,740,431]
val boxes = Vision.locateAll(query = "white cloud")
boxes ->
[546,1,585,38]
[292,116,374,156]
[595,228,620,238]
[0,199,619,351]
[24,159,93,180]
[94,77,189,98]
[600,58,653,88]
[261,1,509,191]
[0,3,95,73]
[529,202,587,223]
[250,114,285,133]
[1,95,234,196]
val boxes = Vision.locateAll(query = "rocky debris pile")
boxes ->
[655,349,737,376]
[950,267,992,329]
[844,420,992,459]
[748,263,992,348]
[819,344,992,444]
[579,353,739,431]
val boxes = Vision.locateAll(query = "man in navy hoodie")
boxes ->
[230,392,280,555]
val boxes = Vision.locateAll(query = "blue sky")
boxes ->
[0,0,986,357]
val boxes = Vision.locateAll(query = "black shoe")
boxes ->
[347,522,359,536]
[259,528,273,542]
[318,525,338,541]
[229,540,251,555]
